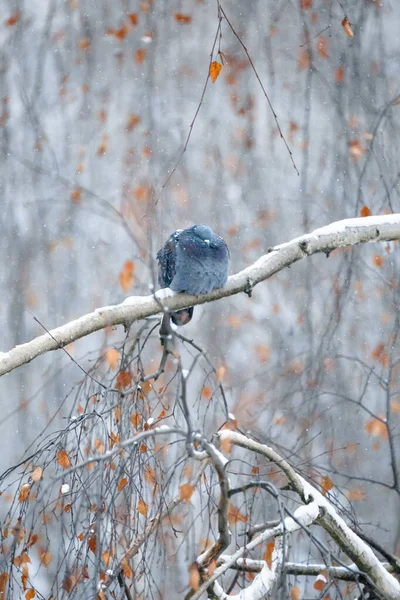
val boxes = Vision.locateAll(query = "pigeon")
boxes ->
[156,224,230,325]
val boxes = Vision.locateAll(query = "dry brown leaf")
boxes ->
[179,483,195,503]
[210,61,222,83]
[360,205,371,217]
[57,449,71,469]
[346,487,366,501]
[19,484,31,503]
[365,417,388,439]
[188,562,200,591]
[314,571,328,591]
[228,503,248,524]
[119,260,135,292]
[321,475,334,495]
[137,498,148,517]
[105,348,120,371]
[175,13,192,24]
[290,585,301,600]
[115,371,132,390]
[263,541,275,569]
[31,467,43,483]
[25,589,36,600]
[117,478,128,492]
[134,48,146,64]
[39,550,53,567]
[88,534,96,554]
[342,16,354,37]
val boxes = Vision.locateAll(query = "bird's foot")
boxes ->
[244,278,253,297]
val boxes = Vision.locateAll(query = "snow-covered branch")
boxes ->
[190,502,320,600]
[218,431,400,600]
[1,214,399,378]
[217,555,395,580]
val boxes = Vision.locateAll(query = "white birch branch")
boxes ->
[1,214,399,378]
[191,501,320,600]
[218,431,400,600]
[216,555,394,580]
[212,539,283,600]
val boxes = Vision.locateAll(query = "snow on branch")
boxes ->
[1,214,399,378]
[218,431,400,600]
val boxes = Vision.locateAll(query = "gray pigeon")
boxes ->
[156,224,230,325]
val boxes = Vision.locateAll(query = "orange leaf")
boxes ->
[188,563,200,591]
[119,260,135,292]
[335,66,344,83]
[201,385,213,400]
[70,188,81,204]
[131,412,141,427]
[117,478,128,492]
[134,48,146,64]
[25,590,35,600]
[300,0,312,7]
[96,133,108,156]
[263,541,275,569]
[360,205,371,217]
[5,12,20,27]
[371,343,385,360]
[290,586,301,600]
[139,380,152,398]
[137,498,148,517]
[365,417,388,439]
[144,466,157,486]
[321,475,334,495]
[175,13,192,24]
[255,344,271,363]
[102,551,110,566]
[31,467,42,483]
[105,348,120,371]
[373,255,383,267]
[88,534,96,554]
[216,365,226,383]
[121,557,133,578]
[298,49,310,70]
[179,483,195,503]
[116,371,132,390]
[349,139,366,162]
[317,38,328,58]
[220,433,232,454]
[39,551,52,567]
[18,484,30,503]
[57,449,71,469]
[126,113,140,132]
[391,400,400,414]
[341,16,354,37]
[314,572,328,591]
[346,487,366,501]
[128,13,138,26]
[210,61,222,83]
[228,503,248,524]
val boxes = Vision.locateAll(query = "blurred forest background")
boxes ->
[1,0,400,598]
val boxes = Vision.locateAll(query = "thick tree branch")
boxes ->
[216,556,395,580]
[1,215,399,378]
[219,431,400,600]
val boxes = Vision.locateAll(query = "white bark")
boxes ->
[212,539,283,600]
[1,214,399,378]
[191,501,321,600]
[218,431,400,600]
[217,556,394,580]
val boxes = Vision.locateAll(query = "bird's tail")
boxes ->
[171,307,194,326]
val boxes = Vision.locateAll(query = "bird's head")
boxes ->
[190,224,217,247]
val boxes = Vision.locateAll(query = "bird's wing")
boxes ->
[156,232,179,288]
